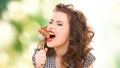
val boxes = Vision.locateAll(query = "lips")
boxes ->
[47,30,56,42]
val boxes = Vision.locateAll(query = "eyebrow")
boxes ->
[50,19,53,21]
[50,19,63,23]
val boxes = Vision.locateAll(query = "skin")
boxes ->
[89,64,94,68]
[35,11,94,68]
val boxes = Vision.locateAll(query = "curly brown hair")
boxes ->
[46,3,94,68]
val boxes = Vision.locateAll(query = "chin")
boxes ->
[47,44,53,48]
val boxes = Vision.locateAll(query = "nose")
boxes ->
[47,23,54,30]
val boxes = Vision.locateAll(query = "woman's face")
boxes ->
[47,11,70,48]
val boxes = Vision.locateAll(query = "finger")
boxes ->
[35,53,46,59]
[44,48,48,53]
[36,50,45,55]
[35,57,46,64]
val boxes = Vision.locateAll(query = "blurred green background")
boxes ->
[0,0,120,68]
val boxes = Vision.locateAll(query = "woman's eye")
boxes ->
[57,23,63,26]
[49,22,52,24]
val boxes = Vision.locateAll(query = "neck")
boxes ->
[54,41,69,58]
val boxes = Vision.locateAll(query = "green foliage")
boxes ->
[0,0,59,68]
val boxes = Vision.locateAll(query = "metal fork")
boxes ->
[37,34,45,50]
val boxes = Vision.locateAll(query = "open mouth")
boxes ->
[49,32,55,39]
[47,31,56,42]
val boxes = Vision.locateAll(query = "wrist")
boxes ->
[36,64,44,68]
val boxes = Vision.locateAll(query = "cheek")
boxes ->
[56,25,70,40]
[58,30,69,40]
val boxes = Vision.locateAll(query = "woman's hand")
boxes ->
[35,48,48,68]
[88,63,94,68]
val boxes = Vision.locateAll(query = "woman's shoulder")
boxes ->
[84,52,96,67]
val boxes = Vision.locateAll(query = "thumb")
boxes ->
[44,48,48,53]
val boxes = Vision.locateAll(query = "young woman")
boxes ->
[32,3,96,68]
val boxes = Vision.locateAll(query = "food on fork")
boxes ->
[38,28,50,40]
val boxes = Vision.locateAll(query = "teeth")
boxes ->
[50,32,54,35]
